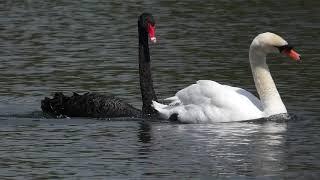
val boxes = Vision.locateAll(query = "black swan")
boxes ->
[41,13,158,118]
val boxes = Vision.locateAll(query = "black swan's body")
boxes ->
[41,92,142,118]
[41,13,158,118]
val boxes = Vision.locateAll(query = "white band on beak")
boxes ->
[150,37,157,43]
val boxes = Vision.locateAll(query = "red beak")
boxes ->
[283,49,301,62]
[147,24,156,43]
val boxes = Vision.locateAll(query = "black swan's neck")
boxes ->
[138,22,157,115]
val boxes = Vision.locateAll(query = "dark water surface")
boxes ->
[0,0,319,179]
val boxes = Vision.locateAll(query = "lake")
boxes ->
[0,0,319,179]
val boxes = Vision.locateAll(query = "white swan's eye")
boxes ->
[277,45,293,53]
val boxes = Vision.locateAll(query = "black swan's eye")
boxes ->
[277,45,293,52]
[146,18,155,27]
[139,13,155,29]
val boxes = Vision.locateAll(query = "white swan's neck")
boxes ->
[249,46,287,117]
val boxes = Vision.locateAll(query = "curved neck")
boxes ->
[138,22,157,115]
[249,46,287,116]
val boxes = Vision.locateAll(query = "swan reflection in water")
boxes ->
[136,120,287,176]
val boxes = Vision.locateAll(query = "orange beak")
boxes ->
[283,49,301,62]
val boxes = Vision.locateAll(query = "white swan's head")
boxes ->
[250,32,301,61]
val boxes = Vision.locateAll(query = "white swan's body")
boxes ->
[153,32,301,123]
[154,80,264,123]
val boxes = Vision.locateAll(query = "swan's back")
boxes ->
[153,80,264,123]
[41,92,142,118]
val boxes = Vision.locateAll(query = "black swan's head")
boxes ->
[139,13,156,43]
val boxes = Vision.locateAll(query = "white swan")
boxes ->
[153,32,301,123]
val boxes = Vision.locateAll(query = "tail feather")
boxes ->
[164,96,178,102]
[163,96,181,106]
[152,100,167,109]
[152,101,171,119]
[41,92,70,118]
